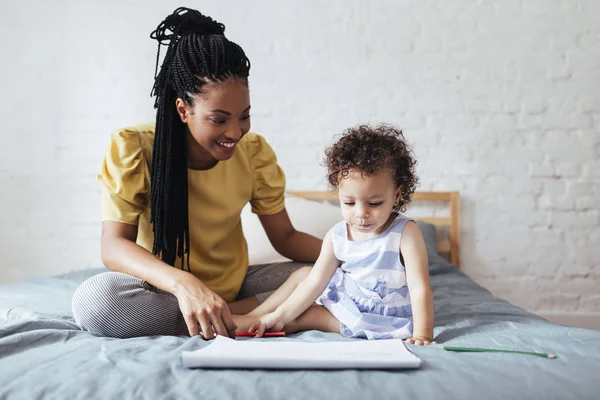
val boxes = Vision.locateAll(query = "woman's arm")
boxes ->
[258,208,322,262]
[401,221,435,344]
[250,229,340,336]
[101,221,236,338]
[101,221,188,293]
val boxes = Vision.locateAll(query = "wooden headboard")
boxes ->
[287,191,461,268]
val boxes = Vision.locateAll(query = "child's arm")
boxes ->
[250,229,340,337]
[401,221,436,345]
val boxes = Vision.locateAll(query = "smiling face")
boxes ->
[176,77,251,169]
[338,169,402,240]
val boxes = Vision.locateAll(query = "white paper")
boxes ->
[181,335,421,370]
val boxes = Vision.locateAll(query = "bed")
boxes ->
[1,191,599,400]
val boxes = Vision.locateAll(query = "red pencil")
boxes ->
[235,331,286,337]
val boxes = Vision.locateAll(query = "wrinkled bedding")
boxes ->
[1,258,599,400]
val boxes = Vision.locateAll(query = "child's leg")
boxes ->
[234,266,339,333]
[234,304,339,334]
[227,297,260,315]
[284,304,340,334]
[246,266,313,317]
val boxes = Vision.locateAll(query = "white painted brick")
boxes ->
[521,0,553,17]
[399,115,426,131]
[477,276,538,296]
[462,258,504,279]
[538,131,597,165]
[548,95,583,114]
[465,97,503,114]
[534,229,564,247]
[551,33,580,52]
[582,161,600,178]
[545,275,600,294]
[528,162,555,177]
[592,114,600,129]
[2,0,599,315]
[508,293,581,313]
[476,194,548,229]
[575,197,599,211]
[518,115,544,130]
[521,97,548,115]
[568,181,599,198]
[578,295,600,313]
[412,36,442,53]
[560,255,599,276]
[478,228,537,262]
[547,65,573,81]
[540,114,593,130]
[551,211,600,229]
[565,47,600,74]
[579,31,600,48]
[579,97,600,113]
[540,179,563,197]
[526,260,562,279]
[531,294,582,312]
[538,180,575,210]
[475,147,538,178]
[482,114,518,132]
[553,163,581,178]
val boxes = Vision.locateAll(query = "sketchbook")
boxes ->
[181,335,422,370]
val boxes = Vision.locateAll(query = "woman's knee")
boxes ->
[71,272,138,333]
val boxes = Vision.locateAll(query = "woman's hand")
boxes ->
[404,336,437,346]
[248,311,285,338]
[173,275,237,338]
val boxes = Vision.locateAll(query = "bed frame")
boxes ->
[287,191,461,268]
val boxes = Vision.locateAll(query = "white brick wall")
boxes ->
[1,0,598,316]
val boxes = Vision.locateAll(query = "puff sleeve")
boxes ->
[247,134,286,215]
[97,129,150,225]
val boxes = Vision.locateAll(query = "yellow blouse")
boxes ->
[98,123,286,301]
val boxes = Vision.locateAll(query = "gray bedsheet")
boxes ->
[1,261,599,400]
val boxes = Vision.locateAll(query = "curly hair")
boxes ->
[324,124,419,212]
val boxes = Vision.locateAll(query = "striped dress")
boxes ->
[316,215,413,340]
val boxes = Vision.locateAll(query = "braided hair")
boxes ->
[149,7,250,270]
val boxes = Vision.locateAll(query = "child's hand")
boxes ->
[405,336,436,346]
[248,312,285,338]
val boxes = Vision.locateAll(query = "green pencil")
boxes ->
[443,346,557,359]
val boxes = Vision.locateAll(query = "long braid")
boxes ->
[148,7,250,270]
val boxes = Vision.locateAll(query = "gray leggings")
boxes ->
[71,262,306,338]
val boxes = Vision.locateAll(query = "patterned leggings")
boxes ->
[71,262,306,338]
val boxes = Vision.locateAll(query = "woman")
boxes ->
[72,7,321,339]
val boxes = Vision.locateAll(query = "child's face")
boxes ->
[176,77,251,166]
[338,169,402,239]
